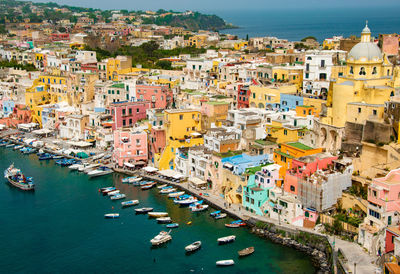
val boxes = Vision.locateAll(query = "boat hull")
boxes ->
[6,178,34,191]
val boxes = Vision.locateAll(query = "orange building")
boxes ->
[295,105,319,117]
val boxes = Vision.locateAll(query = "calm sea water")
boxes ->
[217,8,400,42]
[0,147,315,273]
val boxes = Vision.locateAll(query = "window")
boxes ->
[129,108,132,115]
[284,129,288,136]
[359,67,366,76]
[373,109,377,116]
[122,119,126,126]
[350,66,354,74]
[388,216,392,225]
[192,114,195,119]
[369,209,380,219]
[358,108,361,113]
[129,119,132,125]
[122,109,126,116]
[373,190,377,197]
[321,60,325,67]
[305,211,309,218]
[372,67,377,75]
[252,93,255,99]
[307,57,312,60]
[290,185,295,192]
[179,114,183,120]
[305,73,309,79]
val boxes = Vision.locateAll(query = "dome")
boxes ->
[348,42,382,61]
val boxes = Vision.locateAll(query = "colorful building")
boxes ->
[136,84,173,109]
[113,129,148,167]
[108,101,150,130]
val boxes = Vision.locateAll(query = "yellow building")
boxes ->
[266,120,307,144]
[106,56,132,81]
[188,35,208,48]
[233,41,248,51]
[25,81,51,127]
[272,66,303,90]
[249,84,297,109]
[158,109,203,170]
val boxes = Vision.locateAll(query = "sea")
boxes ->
[0,147,315,273]
[216,8,400,42]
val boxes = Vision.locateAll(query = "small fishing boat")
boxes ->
[156,217,172,224]
[87,166,113,177]
[122,176,142,183]
[52,155,63,159]
[107,190,120,196]
[160,187,176,194]
[187,221,192,225]
[5,143,15,148]
[20,147,29,153]
[210,210,221,217]
[168,191,185,198]
[4,164,34,191]
[100,186,116,193]
[185,241,201,252]
[0,141,8,147]
[121,200,139,207]
[225,223,241,228]
[217,235,236,245]
[55,158,76,167]
[135,207,154,214]
[175,196,198,205]
[238,247,254,257]
[150,231,172,246]
[157,184,168,189]
[69,163,83,170]
[13,145,23,150]
[216,260,234,266]
[148,212,168,218]
[214,213,227,220]
[79,163,100,173]
[104,213,119,219]
[166,223,179,228]
[39,153,53,160]
[173,194,191,202]
[141,182,156,190]
[110,193,126,200]
[23,147,37,154]
[191,204,209,212]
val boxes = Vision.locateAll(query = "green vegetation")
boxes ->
[346,185,367,200]
[301,36,317,42]
[287,142,313,150]
[0,60,37,71]
[214,150,243,158]
[245,163,272,175]
[334,213,362,227]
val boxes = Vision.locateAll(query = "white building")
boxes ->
[59,114,89,140]
[302,51,333,98]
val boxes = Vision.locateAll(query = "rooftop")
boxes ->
[286,142,314,151]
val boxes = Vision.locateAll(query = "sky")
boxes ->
[30,0,400,12]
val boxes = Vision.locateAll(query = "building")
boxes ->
[136,84,173,109]
[59,114,89,140]
[203,127,241,153]
[113,129,148,167]
[108,101,150,130]
[303,51,333,98]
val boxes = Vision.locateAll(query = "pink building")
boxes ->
[149,126,166,164]
[136,84,173,109]
[108,101,150,130]
[113,129,148,167]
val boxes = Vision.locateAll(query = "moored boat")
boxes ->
[107,190,120,196]
[4,164,34,191]
[160,187,176,194]
[214,213,227,220]
[13,145,23,150]
[39,153,53,160]
[217,235,236,245]
[238,247,254,257]
[104,213,119,219]
[210,210,221,217]
[110,193,126,200]
[150,231,172,246]
[216,260,234,266]
[100,186,116,193]
[87,166,113,177]
[141,182,156,190]
[148,212,168,218]
[191,204,209,212]
[69,163,83,170]
[157,184,168,189]
[135,207,154,214]
[166,223,179,228]
[122,176,142,183]
[156,217,172,224]
[175,196,198,205]
[168,191,185,198]
[121,200,139,207]
[79,163,100,172]
[185,241,201,252]
[5,143,15,148]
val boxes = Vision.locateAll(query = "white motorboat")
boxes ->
[148,212,168,218]
[104,213,119,219]
[87,166,113,177]
[150,231,172,246]
[110,193,126,200]
[217,235,236,244]
[122,176,142,183]
[185,241,201,252]
[191,204,209,212]
[121,200,139,207]
[216,260,234,266]
[107,190,120,196]
[156,217,172,223]
[157,184,168,189]
[69,163,83,170]
[79,163,100,173]
[168,191,185,198]
[214,213,227,219]
[160,188,176,194]
[174,196,198,205]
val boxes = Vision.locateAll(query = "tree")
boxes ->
[22,5,31,14]
[246,34,249,41]
[58,27,67,33]
[156,60,172,70]
[301,36,317,42]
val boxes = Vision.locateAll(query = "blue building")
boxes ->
[242,174,270,216]
[3,100,15,117]
[221,153,271,175]
[280,94,303,112]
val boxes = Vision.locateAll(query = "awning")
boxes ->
[190,177,207,186]
[143,166,158,173]
[124,162,135,168]
[190,132,201,136]
[223,163,233,169]
[158,169,185,179]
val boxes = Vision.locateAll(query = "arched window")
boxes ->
[372,67,377,75]
[349,66,354,74]
[359,67,366,76]
[387,69,390,76]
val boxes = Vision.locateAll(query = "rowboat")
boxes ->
[157,184,168,189]
[69,163,83,170]
[168,191,185,198]
[13,145,23,150]
[135,207,153,214]
[166,223,179,228]
[100,187,116,193]
[122,176,142,183]
[141,182,156,190]
[216,260,234,266]
[104,213,119,219]
[238,247,254,257]
[107,190,120,196]
[210,210,221,217]
[87,166,113,177]
[121,200,139,207]
[185,241,201,252]
[110,193,126,200]
[225,223,241,228]
[214,213,227,219]
[191,204,209,212]
[148,212,168,218]
[160,188,176,194]
[150,230,172,246]
[156,217,172,224]
[217,235,236,245]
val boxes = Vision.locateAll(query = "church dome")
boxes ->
[347,22,382,62]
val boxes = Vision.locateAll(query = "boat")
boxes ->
[104,213,119,219]
[148,212,168,218]
[150,231,172,246]
[175,196,198,205]
[13,145,23,150]
[238,247,255,257]
[69,164,83,170]
[0,141,8,147]
[210,210,221,217]
[135,207,153,214]
[217,235,236,245]
[20,147,29,153]
[166,223,179,229]
[52,155,63,159]
[23,147,37,154]
[100,186,116,193]
[187,221,192,225]
[122,176,142,183]
[4,164,34,191]
[107,190,120,196]
[5,143,15,148]
[141,182,156,190]
[110,193,126,200]
[189,200,203,207]
[185,241,201,252]
[87,166,113,177]
[214,213,227,220]
[216,260,235,266]
[121,200,139,207]
[168,191,185,198]
[160,187,176,194]
[225,223,241,228]
[225,220,246,228]
[160,185,173,190]
[55,158,76,167]
[157,184,168,189]
[191,204,209,212]
[156,217,172,224]
[79,163,100,172]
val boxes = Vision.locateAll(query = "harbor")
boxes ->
[0,146,316,273]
